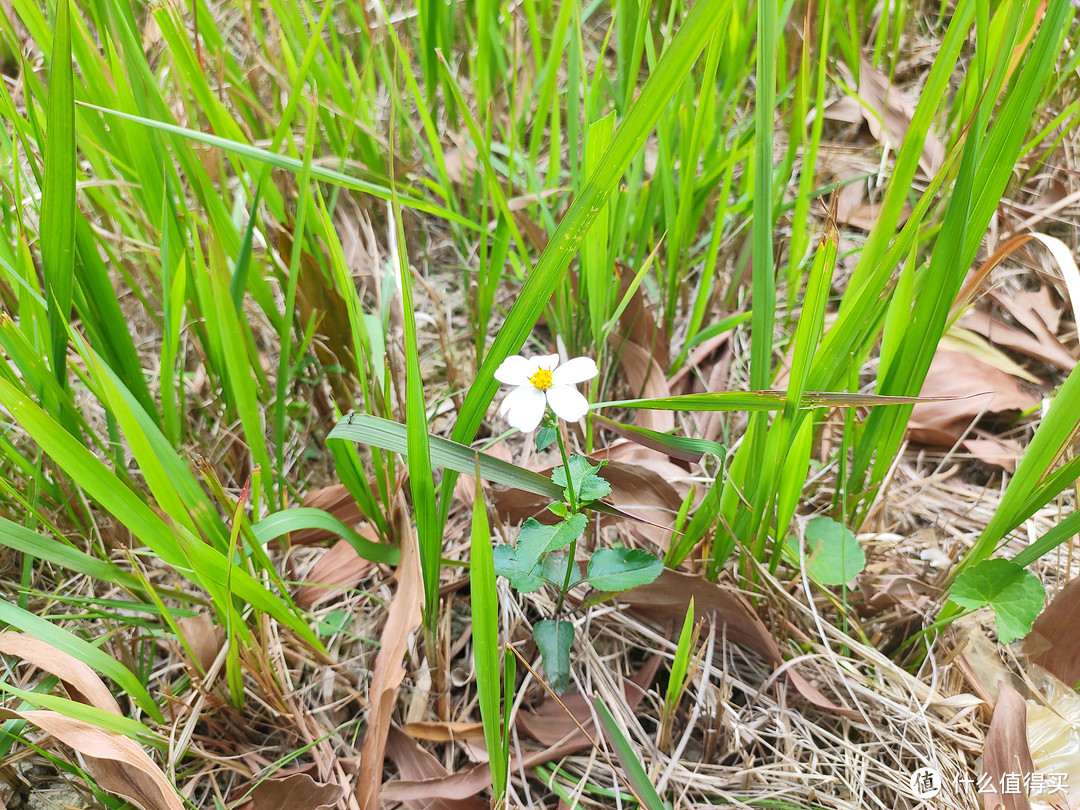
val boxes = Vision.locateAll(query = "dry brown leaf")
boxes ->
[909,350,1040,446]
[250,773,343,810]
[616,570,864,720]
[289,484,364,547]
[614,265,669,366]
[384,726,488,810]
[0,632,121,715]
[1025,575,1080,687]
[0,708,183,810]
[960,310,1075,372]
[962,436,1024,472]
[175,613,224,674]
[983,683,1034,810]
[401,721,486,742]
[296,537,378,609]
[380,657,662,803]
[613,338,674,433]
[853,55,944,177]
[356,501,424,810]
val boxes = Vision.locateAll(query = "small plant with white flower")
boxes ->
[491,352,663,693]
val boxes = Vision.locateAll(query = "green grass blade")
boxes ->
[251,509,398,566]
[39,0,75,388]
[469,472,507,802]
[0,601,160,721]
[593,695,667,810]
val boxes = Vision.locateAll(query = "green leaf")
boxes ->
[803,516,865,586]
[534,619,574,693]
[542,550,582,590]
[950,559,1045,644]
[535,426,557,451]
[553,456,611,504]
[492,545,544,593]
[593,697,669,810]
[585,548,663,593]
[332,416,638,522]
[515,513,587,572]
[41,0,76,386]
[469,475,508,801]
[251,509,398,566]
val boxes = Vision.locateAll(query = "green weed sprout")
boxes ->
[492,352,662,692]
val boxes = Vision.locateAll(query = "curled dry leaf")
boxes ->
[401,721,486,742]
[0,708,183,810]
[1024,575,1080,687]
[176,613,225,674]
[613,338,675,433]
[910,350,1040,447]
[250,773,343,810]
[296,536,378,609]
[852,55,945,177]
[384,726,487,810]
[0,632,121,714]
[1025,665,1080,810]
[356,500,424,810]
[982,683,1035,810]
[291,484,364,547]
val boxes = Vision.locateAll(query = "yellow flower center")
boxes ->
[529,368,553,390]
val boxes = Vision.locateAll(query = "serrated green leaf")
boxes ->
[586,547,663,593]
[542,550,582,590]
[803,516,865,586]
[515,513,587,572]
[553,456,611,503]
[534,619,574,693]
[951,559,1045,644]
[492,545,544,593]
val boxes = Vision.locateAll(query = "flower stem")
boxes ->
[553,422,578,616]
[554,421,577,514]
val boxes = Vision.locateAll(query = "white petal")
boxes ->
[551,356,598,385]
[495,355,531,385]
[498,385,533,416]
[535,353,560,371]
[546,385,589,423]
[504,388,547,432]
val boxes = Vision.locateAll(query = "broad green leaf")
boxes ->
[802,516,865,586]
[535,426,558,452]
[585,547,663,593]
[950,559,1045,644]
[492,545,544,593]
[552,456,611,503]
[0,516,143,593]
[542,550,582,591]
[515,513,587,572]
[534,619,574,694]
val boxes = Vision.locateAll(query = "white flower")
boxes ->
[494,354,598,433]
